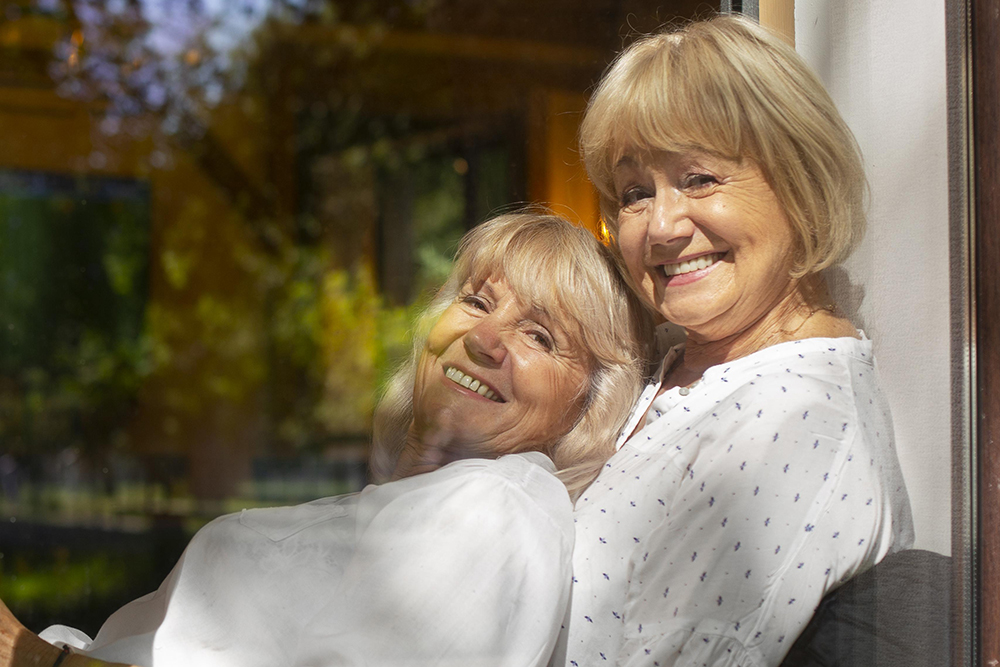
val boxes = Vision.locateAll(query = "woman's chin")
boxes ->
[651,302,718,335]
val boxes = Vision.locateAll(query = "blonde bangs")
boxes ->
[583,31,755,222]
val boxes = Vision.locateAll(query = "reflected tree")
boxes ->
[1,0,471,500]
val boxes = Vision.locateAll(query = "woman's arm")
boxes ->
[0,598,134,667]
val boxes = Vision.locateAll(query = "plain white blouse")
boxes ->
[552,335,914,667]
[41,452,574,667]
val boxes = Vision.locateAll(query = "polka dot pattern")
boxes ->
[551,335,914,667]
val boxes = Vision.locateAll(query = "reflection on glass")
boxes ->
[0,0,701,638]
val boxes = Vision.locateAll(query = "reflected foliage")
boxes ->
[8,0,479,449]
[44,0,438,142]
[1,0,521,633]
[0,172,151,459]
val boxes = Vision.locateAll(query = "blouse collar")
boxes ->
[615,331,871,451]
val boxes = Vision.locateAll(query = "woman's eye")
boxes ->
[528,330,553,350]
[684,173,718,189]
[619,187,651,209]
[461,295,489,311]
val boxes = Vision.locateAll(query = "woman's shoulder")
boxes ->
[436,450,558,476]
[361,453,573,532]
[429,452,571,517]
[467,451,563,488]
[683,334,888,444]
[715,332,871,372]
[704,334,878,398]
[389,451,562,493]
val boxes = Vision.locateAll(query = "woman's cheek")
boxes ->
[615,224,645,281]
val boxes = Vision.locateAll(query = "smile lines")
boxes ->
[660,252,725,277]
[445,367,503,402]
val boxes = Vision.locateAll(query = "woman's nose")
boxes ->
[463,317,507,366]
[647,191,695,245]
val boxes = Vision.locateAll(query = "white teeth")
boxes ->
[661,253,724,277]
[444,367,502,402]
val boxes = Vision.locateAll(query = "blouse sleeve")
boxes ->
[295,456,574,667]
[618,373,906,667]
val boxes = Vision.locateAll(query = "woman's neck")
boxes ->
[675,274,857,383]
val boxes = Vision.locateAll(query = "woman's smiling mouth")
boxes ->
[445,366,504,402]
[660,252,726,277]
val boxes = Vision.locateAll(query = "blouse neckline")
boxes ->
[616,331,872,450]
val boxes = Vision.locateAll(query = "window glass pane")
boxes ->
[0,0,704,641]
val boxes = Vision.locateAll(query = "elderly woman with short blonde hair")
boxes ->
[553,16,913,667]
[372,211,654,495]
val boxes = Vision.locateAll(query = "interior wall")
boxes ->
[795,1,951,554]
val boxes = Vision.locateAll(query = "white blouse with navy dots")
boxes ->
[552,334,914,667]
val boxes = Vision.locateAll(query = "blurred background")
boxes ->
[0,0,709,635]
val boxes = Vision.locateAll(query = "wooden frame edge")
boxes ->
[947,0,975,664]
[973,0,1000,662]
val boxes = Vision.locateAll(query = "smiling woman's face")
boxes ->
[410,277,591,459]
[612,150,799,343]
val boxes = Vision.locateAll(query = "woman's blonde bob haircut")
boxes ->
[581,15,868,276]
[369,212,653,498]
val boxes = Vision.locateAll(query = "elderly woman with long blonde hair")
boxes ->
[551,16,914,667]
